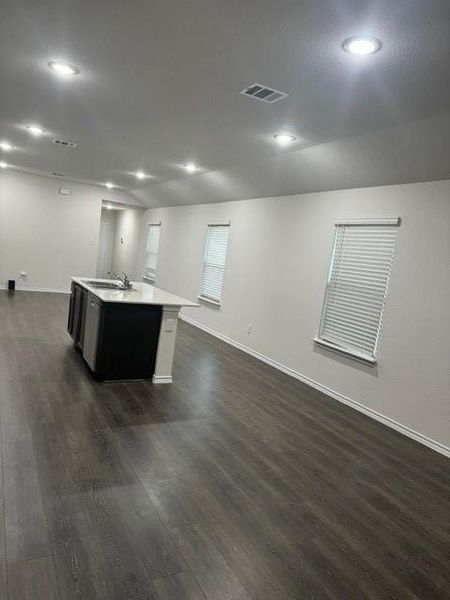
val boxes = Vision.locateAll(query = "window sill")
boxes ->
[313,337,377,365]
[198,295,221,307]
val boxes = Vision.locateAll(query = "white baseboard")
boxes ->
[152,375,173,384]
[0,285,70,294]
[180,314,450,458]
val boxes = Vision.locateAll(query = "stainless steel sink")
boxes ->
[85,280,126,290]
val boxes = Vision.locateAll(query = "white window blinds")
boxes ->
[316,219,399,362]
[199,224,230,304]
[144,223,161,281]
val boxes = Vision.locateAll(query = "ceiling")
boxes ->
[1,0,449,206]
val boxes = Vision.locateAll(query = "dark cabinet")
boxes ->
[67,282,87,349]
[68,285,162,381]
[88,301,162,380]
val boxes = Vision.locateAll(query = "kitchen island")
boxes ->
[68,277,198,382]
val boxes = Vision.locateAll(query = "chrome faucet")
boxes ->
[107,271,132,290]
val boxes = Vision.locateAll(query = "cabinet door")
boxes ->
[68,283,88,345]
[72,285,83,343]
[67,285,76,336]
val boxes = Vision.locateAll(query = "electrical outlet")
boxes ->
[247,324,253,334]
[20,271,27,279]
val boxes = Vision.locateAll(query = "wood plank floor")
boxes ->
[0,290,449,599]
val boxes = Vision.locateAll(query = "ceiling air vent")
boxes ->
[52,138,78,149]
[52,172,65,178]
[240,82,288,104]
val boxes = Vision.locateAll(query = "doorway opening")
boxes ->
[96,207,116,278]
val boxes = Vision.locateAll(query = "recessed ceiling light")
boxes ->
[0,141,13,151]
[135,170,148,180]
[342,36,382,55]
[0,161,8,169]
[48,61,79,76]
[105,182,115,189]
[274,133,297,146]
[184,163,199,173]
[26,125,45,136]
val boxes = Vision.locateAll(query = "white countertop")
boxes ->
[72,277,199,307]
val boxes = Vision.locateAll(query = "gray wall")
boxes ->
[111,207,145,280]
[141,179,450,451]
[0,170,133,291]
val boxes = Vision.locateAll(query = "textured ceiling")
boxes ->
[1,0,449,206]
[132,112,450,206]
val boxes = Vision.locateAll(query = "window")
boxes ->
[315,218,400,363]
[199,223,230,305]
[144,223,161,281]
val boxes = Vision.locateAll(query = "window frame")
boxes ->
[198,222,231,306]
[314,217,400,364]
[143,221,161,283]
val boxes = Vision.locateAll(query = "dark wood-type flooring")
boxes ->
[0,291,449,599]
